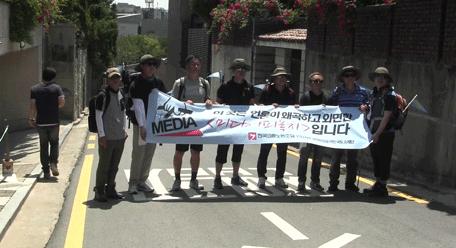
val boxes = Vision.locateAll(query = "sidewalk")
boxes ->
[0,122,74,239]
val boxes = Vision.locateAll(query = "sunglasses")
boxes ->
[311,79,323,84]
[343,73,356,78]
[143,62,159,67]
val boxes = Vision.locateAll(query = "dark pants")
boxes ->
[257,143,288,179]
[329,149,359,186]
[96,139,126,189]
[216,144,244,164]
[370,132,395,181]
[37,125,59,173]
[298,144,323,183]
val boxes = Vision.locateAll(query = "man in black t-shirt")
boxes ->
[213,58,255,189]
[256,67,297,189]
[128,54,167,194]
[297,72,327,192]
[29,67,65,179]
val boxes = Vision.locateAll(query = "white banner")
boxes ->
[145,89,372,149]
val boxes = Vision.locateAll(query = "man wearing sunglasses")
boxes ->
[297,72,327,192]
[128,54,167,194]
[327,66,369,192]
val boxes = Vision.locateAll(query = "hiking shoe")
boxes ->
[190,179,204,190]
[128,184,138,194]
[310,181,325,192]
[214,176,223,189]
[106,185,124,200]
[275,178,288,188]
[345,184,360,192]
[50,163,59,176]
[257,177,266,189]
[43,172,51,180]
[327,185,339,192]
[231,176,248,187]
[363,182,388,197]
[137,182,154,193]
[297,181,308,192]
[171,179,181,192]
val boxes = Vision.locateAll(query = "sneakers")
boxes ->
[257,177,266,189]
[214,176,223,189]
[43,172,51,180]
[275,178,288,188]
[345,184,360,192]
[231,176,248,186]
[171,179,181,191]
[50,163,59,176]
[190,179,204,190]
[137,182,154,193]
[297,181,307,192]
[327,184,339,192]
[363,182,388,197]
[310,181,325,192]
[106,185,124,200]
[128,184,138,194]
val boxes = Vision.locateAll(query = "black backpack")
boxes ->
[88,89,110,133]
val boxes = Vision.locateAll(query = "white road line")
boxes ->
[265,178,287,197]
[247,167,292,176]
[261,212,309,240]
[242,246,271,248]
[166,168,210,177]
[207,167,232,176]
[318,233,361,248]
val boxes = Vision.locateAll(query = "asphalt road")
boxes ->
[47,128,456,248]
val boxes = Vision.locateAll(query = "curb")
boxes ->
[0,122,75,240]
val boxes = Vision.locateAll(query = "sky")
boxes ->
[114,0,169,9]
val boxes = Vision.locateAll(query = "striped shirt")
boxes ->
[328,83,370,107]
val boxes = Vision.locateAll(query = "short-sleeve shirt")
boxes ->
[217,79,255,105]
[129,75,167,113]
[30,82,64,125]
[259,85,296,105]
[172,77,210,103]
[327,83,370,107]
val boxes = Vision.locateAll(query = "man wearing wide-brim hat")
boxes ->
[213,58,255,189]
[364,66,397,197]
[256,66,297,189]
[327,65,370,193]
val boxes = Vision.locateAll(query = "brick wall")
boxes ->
[354,5,392,58]
[443,0,456,65]
[324,15,354,55]
[392,0,443,63]
[306,13,325,52]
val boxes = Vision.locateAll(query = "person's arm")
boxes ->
[28,99,37,128]
[359,90,370,113]
[372,111,393,143]
[215,85,224,104]
[58,86,65,108]
[132,99,146,127]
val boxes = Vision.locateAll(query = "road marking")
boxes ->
[261,212,309,240]
[284,147,430,205]
[242,246,271,248]
[221,177,256,197]
[64,154,94,248]
[318,233,361,248]
[87,143,95,149]
[88,135,96,141]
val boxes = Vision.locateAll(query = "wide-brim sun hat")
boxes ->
[338,65,360,82]
[270,66,290,78]
[229,58,251,71]
[369,67,393,83]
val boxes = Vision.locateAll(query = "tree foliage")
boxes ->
[116,35,166,65]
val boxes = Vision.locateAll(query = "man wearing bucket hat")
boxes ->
[213,58,255,189]
[364,67,397,197]
[127,54,166,194]
[256,66,297,189]
[93,67,128,201]
[327,65,370,192]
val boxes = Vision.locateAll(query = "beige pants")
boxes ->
[129,125,156,185]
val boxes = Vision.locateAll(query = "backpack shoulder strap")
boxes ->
[199,77,209,100]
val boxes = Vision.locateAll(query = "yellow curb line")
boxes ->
[64,154,94,248]
[275,145,430,205]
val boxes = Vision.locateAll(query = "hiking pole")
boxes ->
[403,94,418,113]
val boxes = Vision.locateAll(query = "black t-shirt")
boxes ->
[30,82,64,125]
[217,79,255,105]
[129,75,167,113]
[259,85,296,105]
[300,91,326,106]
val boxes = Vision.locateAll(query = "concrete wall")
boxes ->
[118,22,140,37]
[0,1,9,56]
[141,18,168,38]
[304,50,456,188]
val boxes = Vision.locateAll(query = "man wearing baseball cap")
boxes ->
[93,67,128,202]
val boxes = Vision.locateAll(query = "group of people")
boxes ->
[30,53,399,203]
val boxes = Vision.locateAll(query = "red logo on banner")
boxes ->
[248,132,257,140]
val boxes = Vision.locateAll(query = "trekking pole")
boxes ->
[403,94,418,113]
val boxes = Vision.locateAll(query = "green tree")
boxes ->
[116,35,166,65]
